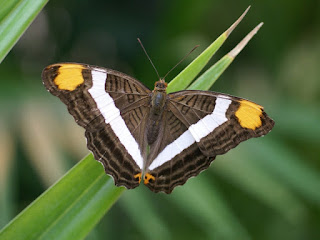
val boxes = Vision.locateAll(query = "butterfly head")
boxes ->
[154,79,167,92]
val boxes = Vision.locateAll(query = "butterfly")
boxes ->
[42,62,274,193]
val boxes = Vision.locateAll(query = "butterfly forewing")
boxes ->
[168,90,274,156]
[42,63,151,189]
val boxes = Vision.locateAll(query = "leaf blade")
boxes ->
[188,22,263,91]
[0,154,125,240]
[0,0,48,63]
[166,6,250,93]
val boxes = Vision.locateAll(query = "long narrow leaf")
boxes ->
[0,0,48,63]
[0,155,125,240]
[188,23,263,90]
[166,6,250,93]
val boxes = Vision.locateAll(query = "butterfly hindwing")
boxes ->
[42,63,151,189]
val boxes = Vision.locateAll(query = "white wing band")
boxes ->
[149,97,231,170]
[88,69,144,169]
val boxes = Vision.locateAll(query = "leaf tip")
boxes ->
[225,6,251,37]
[228,22,264,58]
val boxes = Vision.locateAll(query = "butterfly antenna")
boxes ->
[163,44,199,80]
[137,38,161,80]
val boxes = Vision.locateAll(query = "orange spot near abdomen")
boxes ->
[144,173,155,185]
[134,173,142,183]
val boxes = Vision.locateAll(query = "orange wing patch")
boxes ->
[54,64,84,91]
[144,173,155,184]
[235,100,263,130]
[134,173,142,183]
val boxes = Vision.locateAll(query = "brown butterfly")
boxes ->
[42,60,274,193]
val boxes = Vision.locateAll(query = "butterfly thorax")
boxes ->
[146,79,167,145]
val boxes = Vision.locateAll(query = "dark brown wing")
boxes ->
[42,63,151,189]
[169,90,274,156]
[145,90,274,193]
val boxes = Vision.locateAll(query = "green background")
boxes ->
[0,0,319,239]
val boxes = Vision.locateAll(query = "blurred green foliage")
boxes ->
[0,0,320,239]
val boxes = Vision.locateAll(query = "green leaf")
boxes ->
[187,55,233,90]
[188,22,263,91]
[166,6,250,93]
[0,0,48,63]
[0,154,125,240]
